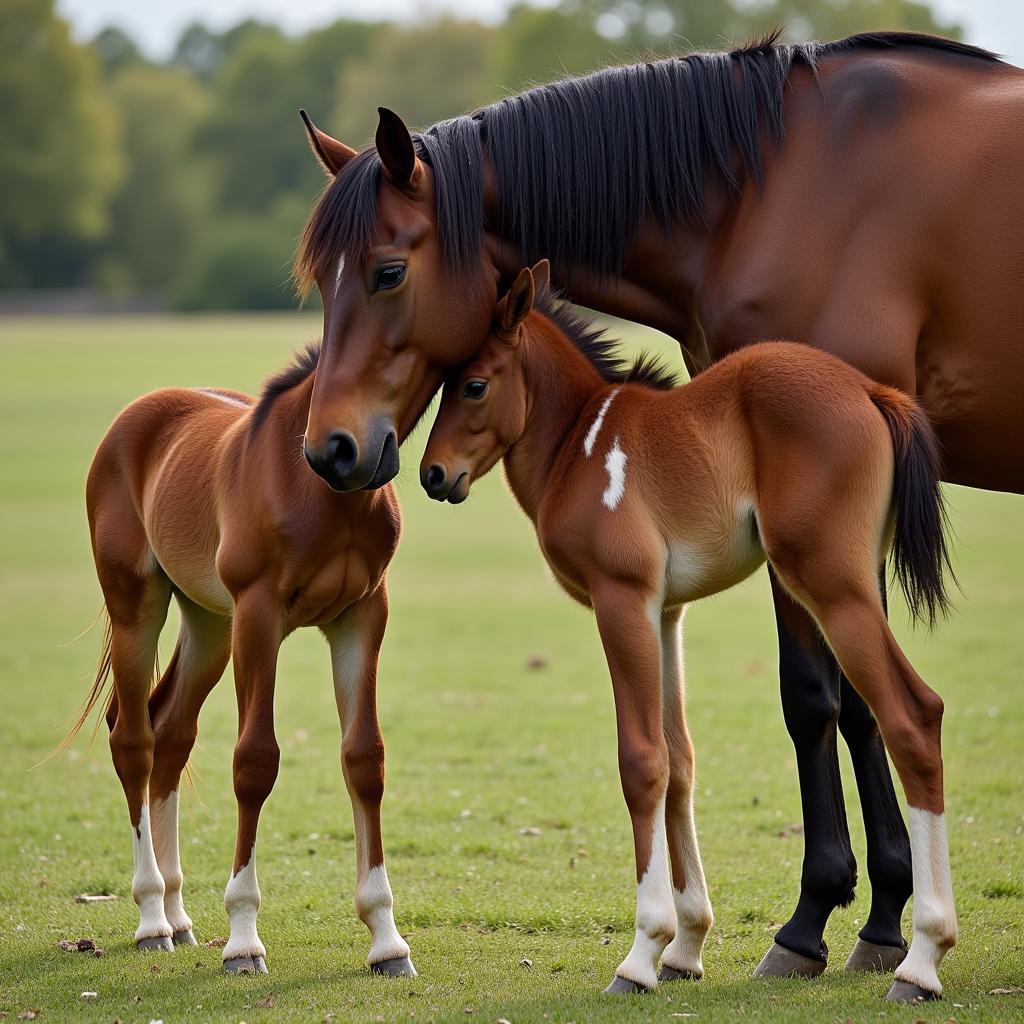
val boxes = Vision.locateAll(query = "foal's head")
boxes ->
[420,266,540,503]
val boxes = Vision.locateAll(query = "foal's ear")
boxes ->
[501,267,535,339]
[530,259,551,295]
[376,107,422,189]
[299,109,357,177]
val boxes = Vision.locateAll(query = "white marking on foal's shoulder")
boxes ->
[583,388,619,457]
[197,388,249,409]
[602,437,627,510]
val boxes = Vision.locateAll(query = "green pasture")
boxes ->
[1,314,1021,1023]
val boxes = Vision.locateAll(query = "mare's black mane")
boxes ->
[535,288,678,391]
[295,30,997,287]
[251,340,321,429]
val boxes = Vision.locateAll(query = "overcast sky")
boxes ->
[59,0,1023,64]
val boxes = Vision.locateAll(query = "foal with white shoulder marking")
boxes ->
[421,265,956,1001]
[75,345,414,977]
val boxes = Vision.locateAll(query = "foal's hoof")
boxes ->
[172,929,197,947]
[886,980,939,1002]
[224,955,269,975]
[845,937,907,973]
[658,964,702,982]
[136,935,174,952]
[603,974,649,994]
[371,955,418,978]
[753,942,826,979]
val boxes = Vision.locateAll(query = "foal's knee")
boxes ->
[342,733,386,807]
[618,741,669,816]
[232,732,280,808]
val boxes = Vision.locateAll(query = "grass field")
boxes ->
[1,313,1022,1023]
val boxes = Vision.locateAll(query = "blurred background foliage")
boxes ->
[1,0,961,310]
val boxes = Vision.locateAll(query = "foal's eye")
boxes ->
[373,264,406,292]
[463,379,488,400]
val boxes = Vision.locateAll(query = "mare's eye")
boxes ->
[463,379,488,400]
[374,264,406,291]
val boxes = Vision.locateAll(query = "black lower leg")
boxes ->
[769,573,857,963]
[836,568,912,949]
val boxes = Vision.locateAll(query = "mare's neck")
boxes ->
[502,317,608,523]
[481,150,734,342]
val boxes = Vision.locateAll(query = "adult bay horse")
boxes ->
[74,351,415,977]
[421,265,955,1000]
[293,30,1024,984]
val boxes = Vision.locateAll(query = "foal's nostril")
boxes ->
[424,464,447,494]
[329,431,359,476]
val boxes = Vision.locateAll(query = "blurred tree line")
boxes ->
[1,0,961,310]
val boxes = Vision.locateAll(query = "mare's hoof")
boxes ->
[224,955,269,975]
[886,980,939,1002]
[658,964,701,982]
[603,974,648,994]
[136,935,174,952]
[172,929,197,947]
[753,942,825,979]
[371,955,418,978]
[845,937,907,973]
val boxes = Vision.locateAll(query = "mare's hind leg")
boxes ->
[322,583,414,977]
[93,508,174,949]
[657,607,712,982]
[148,595,232,946]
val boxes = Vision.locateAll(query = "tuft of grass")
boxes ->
[1,314,1022,1023]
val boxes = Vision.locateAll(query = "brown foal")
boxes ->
[421,266,955,1000]
[75,351,414,977]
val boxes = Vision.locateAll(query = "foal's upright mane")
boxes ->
[295,30,997,289]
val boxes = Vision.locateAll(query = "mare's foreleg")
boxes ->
[592,582,675,994]
[657,607,712,982]
[222,587,282,974]
[323,583,414,977]
[148,596,232,945]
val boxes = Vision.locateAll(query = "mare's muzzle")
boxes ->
[305,419,399,492]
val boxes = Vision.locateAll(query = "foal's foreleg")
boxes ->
[323,583,414,977]
[592,582,675,994]
[222,588,282,974]
[148,597,232,945]
[657,607,712,982]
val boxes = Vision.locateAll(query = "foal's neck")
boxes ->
[503,316,609,521]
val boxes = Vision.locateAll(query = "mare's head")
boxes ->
[295,108,496,491]
[420,265,541,503]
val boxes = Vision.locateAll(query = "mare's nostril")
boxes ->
[424,464,446,494]
[329,431,358,476]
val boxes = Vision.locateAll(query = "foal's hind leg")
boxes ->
[657,607,712,982]
[93,521,174,949]
[840,569,913,972]
[323,583,415,977]
[148,595,232,945]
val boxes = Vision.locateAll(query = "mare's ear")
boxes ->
[530,259,551,296]
[500,267,535,340]
[299,109,357,177]
[375,107,422,189]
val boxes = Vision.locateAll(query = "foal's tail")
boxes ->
[53,610,118,757]
[869,385,955,627]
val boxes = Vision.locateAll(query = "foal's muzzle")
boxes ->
[304,420,399,492]
[421,463,469,503]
